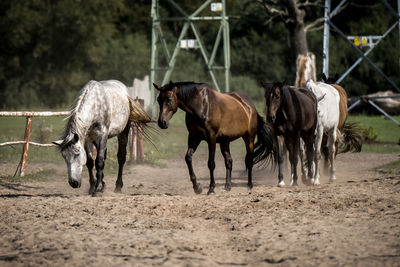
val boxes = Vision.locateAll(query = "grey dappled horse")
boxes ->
[53,80,151,195]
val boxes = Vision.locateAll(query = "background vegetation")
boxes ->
[0,0,399,109]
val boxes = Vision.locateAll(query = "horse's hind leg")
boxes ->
[328,128,337,183]
[185,135,202,194]
[243,135,254,192]
[312,125,323,185]
[220,141,233,192]
[115,125,130,193]
[322,134,330,176]
[85,144,96,194]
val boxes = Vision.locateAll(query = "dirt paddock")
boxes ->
[0,152,399,266]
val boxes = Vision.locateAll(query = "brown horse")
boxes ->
[262,82,318,187]
[321,74,362,162]
[153,81,275,195]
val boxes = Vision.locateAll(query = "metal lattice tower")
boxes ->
[150,0,231,100]
[322,0,400,126]
[322,0,400,91]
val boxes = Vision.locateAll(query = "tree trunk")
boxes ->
[283,0,309,74]
[284,0,308,56]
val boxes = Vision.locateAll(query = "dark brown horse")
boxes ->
[321,74,362,165]
[153,81,275,195]
[262,82,318,186]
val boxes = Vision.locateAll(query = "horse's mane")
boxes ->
[61,81,97,143]
[295,52,316,88]
[168,81,208,101]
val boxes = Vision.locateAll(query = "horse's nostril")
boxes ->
[158,120,168,129]
[69,179,80,188]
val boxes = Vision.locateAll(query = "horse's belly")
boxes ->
[216,125,247,141]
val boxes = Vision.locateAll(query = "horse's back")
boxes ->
[95,80,130,137]
[211,91,257,140]
[306,81,340,129]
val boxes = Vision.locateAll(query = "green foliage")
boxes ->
[361,126,378,143]
[0,0,399,108]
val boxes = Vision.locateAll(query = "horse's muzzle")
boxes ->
[69,179,81,188]
[158,120,168,129]
[267,115,276,123]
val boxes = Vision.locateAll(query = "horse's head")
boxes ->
[262,81,285,123]
[321,73,339,84]
[153,81,179,129]
[53,133,86,188]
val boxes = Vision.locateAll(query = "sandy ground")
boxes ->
[0,151,399,266]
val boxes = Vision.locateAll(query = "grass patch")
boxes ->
[0,168,57,183]
[347,114,400,154]
[347,114,400,143]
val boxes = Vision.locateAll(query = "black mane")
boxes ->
[163,81,207,101]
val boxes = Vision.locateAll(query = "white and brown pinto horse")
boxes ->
[305,79,340,184]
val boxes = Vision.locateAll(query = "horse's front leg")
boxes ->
[207,135,217,195]
[220,141,233,192]
[84,143,96,194]
[312,125,323,185]
[288,138,300,186]
[94,135,108,195]
[185,135,202,194]
[298,138,309,185]
[276,135,286,187]
[115,125,130,193]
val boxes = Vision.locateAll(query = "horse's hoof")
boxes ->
[194,184,202,194]
[207,189,215,195]
[114,187,122,193]
[291,182,299,187]
[247,188,252,194]
[329,177,336,183]
[311,179,320,185]
[277,181,285,187]
[88,187,95,195]
[224,185,231,192]
[91,191,103,197]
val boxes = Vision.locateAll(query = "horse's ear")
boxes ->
[169,80,173,85]
[334,73,339,82]
[52,140,63,147]
[153,83,161,91]
[322,73,327,82]
[277,81,286,88]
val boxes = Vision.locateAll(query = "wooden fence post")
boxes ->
[18,116,33,176]
[129,98,145,164]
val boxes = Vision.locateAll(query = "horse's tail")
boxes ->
[338,122,363,153]
[253,114,276,166]
[127,97,159,147]
[128,97,153,124]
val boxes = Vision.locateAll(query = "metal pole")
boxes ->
[222,0,230,92]
[367,99,400,126]
[150,0,158,116]
[322,0,330,76]
[398,0,400,71]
